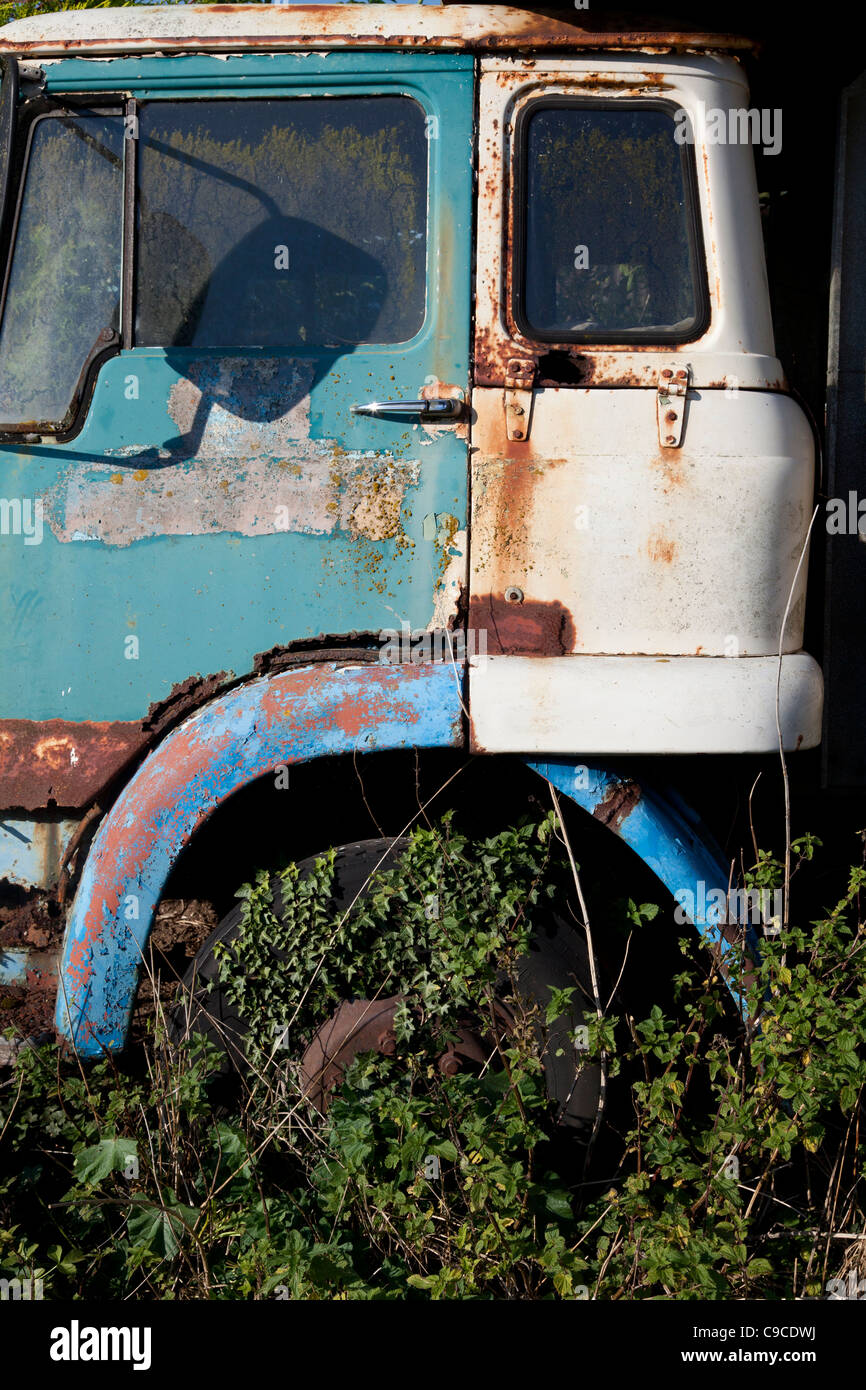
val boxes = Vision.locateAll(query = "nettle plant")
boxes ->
[0,814,864,1300]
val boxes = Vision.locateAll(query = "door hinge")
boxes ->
[18,63,45,95]
[504,357,536,442]
[657,364,690,448]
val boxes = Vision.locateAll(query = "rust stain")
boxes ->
[0,10,758,58]
[647,530,678,564]
[592,778,641,830]
[652,450,686,492]
[0,719,147,811]
[576,72,670,90]
[469,593,575,656]
[475,334,695,389]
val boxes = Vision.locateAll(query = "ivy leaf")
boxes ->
[541,1188,573,1220]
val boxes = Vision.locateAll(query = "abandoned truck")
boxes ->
[0,5,826,1118]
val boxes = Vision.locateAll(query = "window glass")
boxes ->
[521,106,702,340]
[0,114,122,427]
[136,98,428,348]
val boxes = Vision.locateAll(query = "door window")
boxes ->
[135,97,428,349]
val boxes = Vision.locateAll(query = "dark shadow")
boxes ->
[129,212,388,468]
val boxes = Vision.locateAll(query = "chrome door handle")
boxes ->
[351,397,463,420]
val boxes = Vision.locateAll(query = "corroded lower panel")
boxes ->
[0,719,146,810]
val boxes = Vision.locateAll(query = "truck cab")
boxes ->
[0,5,820,1052]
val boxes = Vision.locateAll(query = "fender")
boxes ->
[56,660,464,1053]
[527,758,757,1014]
[55,666,753,1055]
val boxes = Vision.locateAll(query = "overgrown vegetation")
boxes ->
[1,810,864,1299]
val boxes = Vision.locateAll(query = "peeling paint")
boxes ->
[56,660,465,1053]
[0,7,757,59]
[428,524,466,630]
[43,358,421,547]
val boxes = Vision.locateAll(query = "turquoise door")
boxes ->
[0,53,473,729]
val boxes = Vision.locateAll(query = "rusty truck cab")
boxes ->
[0,6,819,1053]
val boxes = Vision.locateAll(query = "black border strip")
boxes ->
[121,96,137,351]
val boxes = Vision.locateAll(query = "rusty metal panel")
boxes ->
[0,6,756,59]
[0,719,145,810]
[0,946,58,987]
[469,387,815,659]
[0,816,78,887]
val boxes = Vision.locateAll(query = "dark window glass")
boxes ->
[0,114,122,427]
[136,98,428,349]
[521,106,702,340]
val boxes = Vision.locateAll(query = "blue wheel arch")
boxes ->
[55,665,750,1056]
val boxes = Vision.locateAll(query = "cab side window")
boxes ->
[0,113,123,428]
[517,104,706,344]
[135,97,428,350]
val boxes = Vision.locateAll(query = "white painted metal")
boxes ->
[0,6,749,58]
[471,386,815,657]
[469,56,822,754]
[469,654,823,754]
[475,56,782,389]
